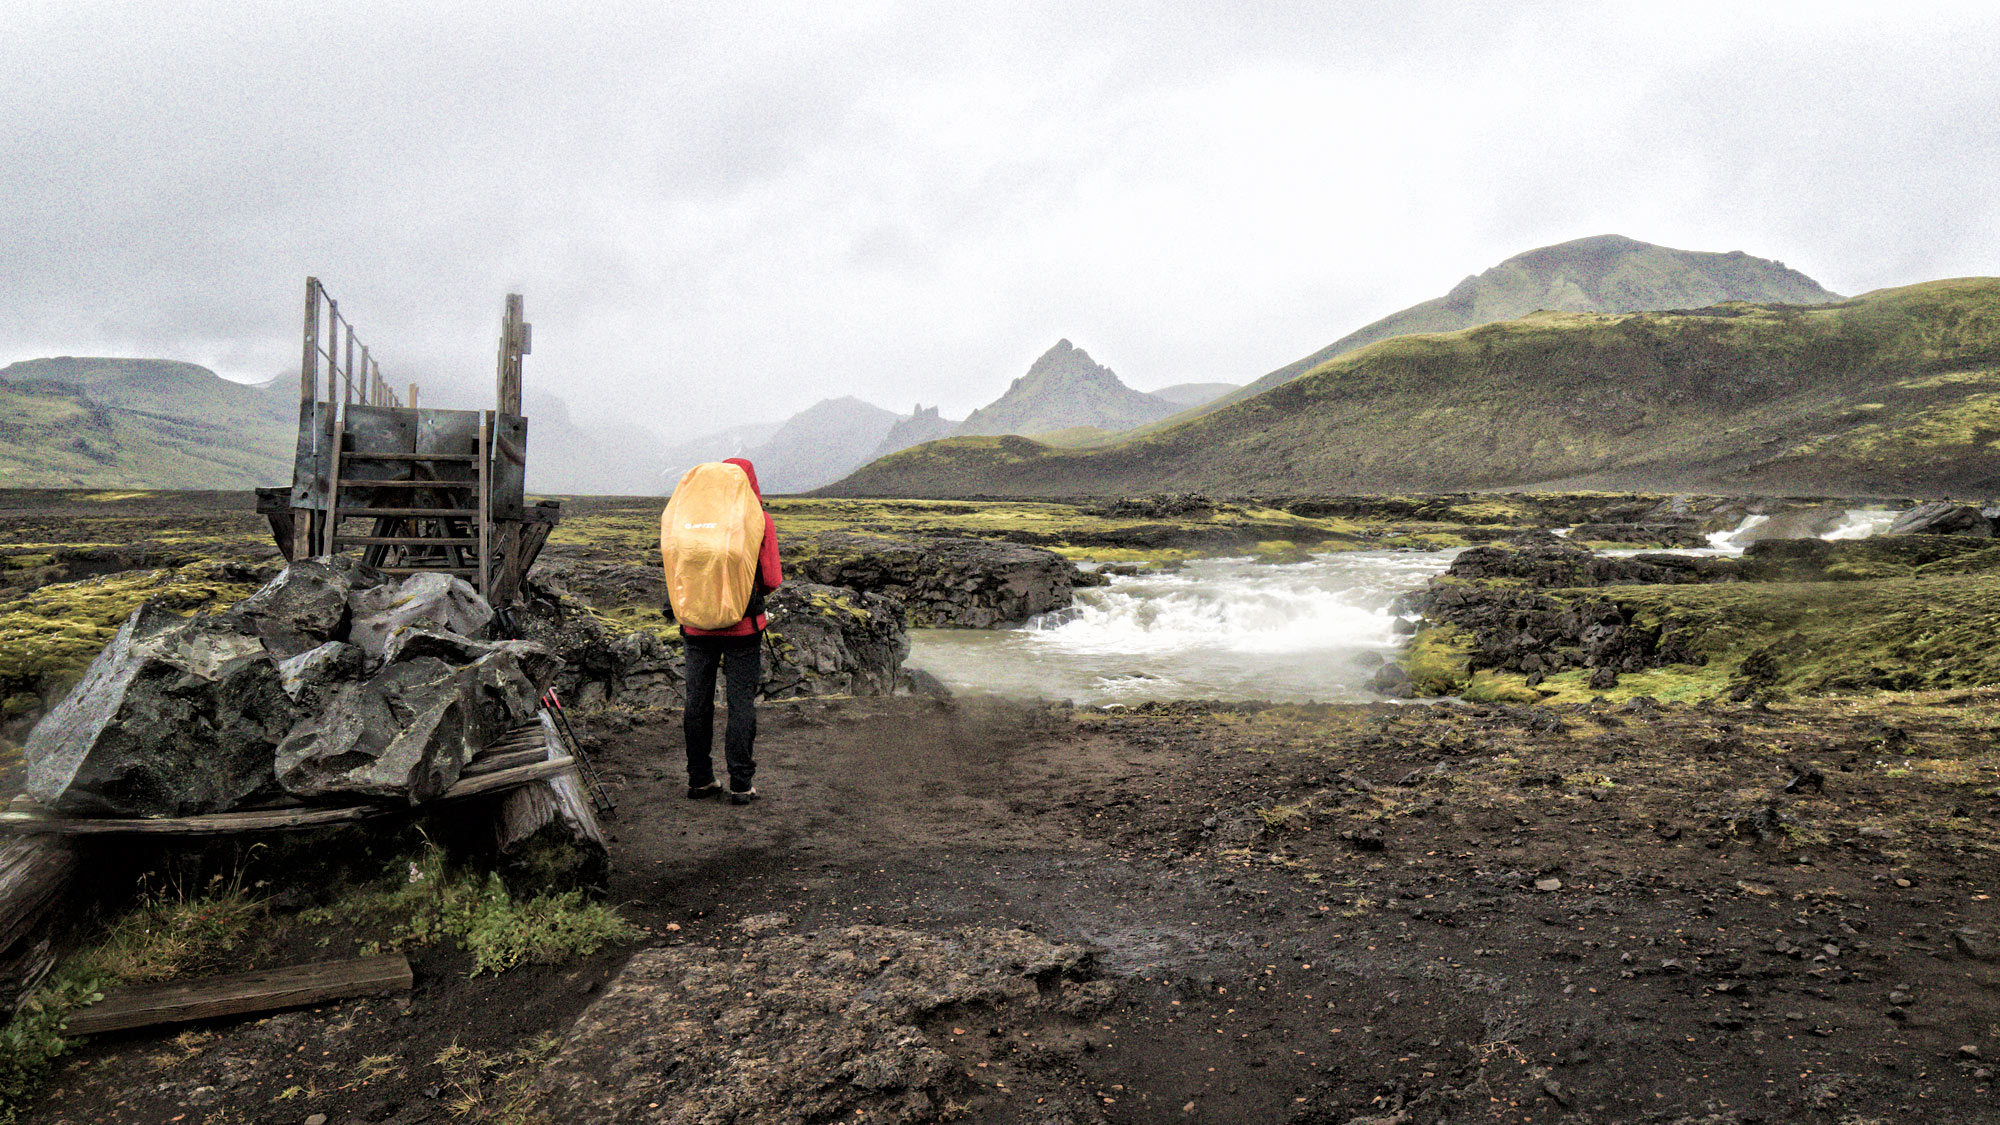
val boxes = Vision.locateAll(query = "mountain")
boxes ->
[957,340,1180,437]
[870,405,962,460]
[657,421,786,482]
[1147,382,1239,408]
[737,396,901,494]
[823,278,2000,499]
[0,358,295,488]
[522,390,673,495]
[1172,235,1843,426]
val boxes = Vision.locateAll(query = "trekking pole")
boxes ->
[543,687,617,816]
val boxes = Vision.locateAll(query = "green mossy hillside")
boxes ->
[825,278,2000,498]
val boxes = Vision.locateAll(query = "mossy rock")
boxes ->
[1399,627,1472,695]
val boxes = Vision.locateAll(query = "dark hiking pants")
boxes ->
[683,631,762,789]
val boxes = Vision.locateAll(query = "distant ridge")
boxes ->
[1178,235,1844,424]
[958,340,1178,437]
[824,278,2000,499]
[0,357,294,488]
[871,405,961,460]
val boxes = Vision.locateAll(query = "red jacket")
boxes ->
[680,457,782,637]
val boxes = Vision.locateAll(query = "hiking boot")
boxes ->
[729,785,759,805]
[686,782,722,800]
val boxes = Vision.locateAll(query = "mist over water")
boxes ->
[907,552,1452,705]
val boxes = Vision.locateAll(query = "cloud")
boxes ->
[1,0,1995,434]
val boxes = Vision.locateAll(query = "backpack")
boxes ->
[660,462,766,630]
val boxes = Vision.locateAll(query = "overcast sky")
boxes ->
[3,1,1996,436]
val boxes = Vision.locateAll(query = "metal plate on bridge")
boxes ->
[417,410,481,484]
[490,414,527,519]
[290,401,336,508]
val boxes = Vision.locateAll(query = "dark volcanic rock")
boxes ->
[763,583,909,698]
[274,641,364,709]
[548,916,1104,1125]
[384,628,562,690]
[1444,543,1738,589]
[1420,580,1703,678]
[1886,501,1992,538]
[795,533,1075,628]
[347,572,494,660]
[25,605,298,816]
[227,555,386,657]
[274,649,542,805]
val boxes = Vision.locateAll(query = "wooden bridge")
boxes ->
[255,279,559,603]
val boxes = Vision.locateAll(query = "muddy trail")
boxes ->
[26,692,2000,1124]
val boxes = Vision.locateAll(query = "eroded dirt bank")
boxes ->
[26,690,2000,1124]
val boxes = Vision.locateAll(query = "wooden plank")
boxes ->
[478,411,492,599]
[336,479,472,489]
[342,452,478,462]
[332,507,479,518]
[299,278,318,405]
[0,757,577,836]
[462,747,549,777]
[336,536,480,547]
[64,954,412,1036]
[0,839,74,956]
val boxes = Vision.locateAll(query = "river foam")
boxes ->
[906,551,1452,705]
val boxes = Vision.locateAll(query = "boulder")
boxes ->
[274,648,543,806]
[275,641,364,709]
[346,572,494,660]
[794,533,1074,628]
[604,630,683,709]
[227,556,386,657]
[25,605,298,817]
[383,627,562,690]
[1886,502,1992,538]
[761,583,909,698]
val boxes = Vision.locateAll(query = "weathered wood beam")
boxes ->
[63,954,413,1037]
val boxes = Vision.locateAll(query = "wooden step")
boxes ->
[339,452,478,462]
[63,954,413,1036]
[332,507,479,518]
[377,566,478,576]
[335,536,480,546]
[336,479,473,489]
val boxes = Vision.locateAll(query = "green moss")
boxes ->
[0,563,262,705]
[1401,627,1472,695]
[1252,540,1312,564]
[1461,670,1541,704]
[1823,560,1915,581]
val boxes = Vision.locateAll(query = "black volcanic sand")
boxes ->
[24,692,2000,1124]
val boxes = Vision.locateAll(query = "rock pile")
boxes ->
[24,560,556,817]
[794,532,1074,628]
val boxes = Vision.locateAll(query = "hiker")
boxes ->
[661,456,782,804]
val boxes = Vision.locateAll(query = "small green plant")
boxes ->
[0,869,262,1121]
[329,846,637,976]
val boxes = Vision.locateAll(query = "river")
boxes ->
[905,509,1902,706]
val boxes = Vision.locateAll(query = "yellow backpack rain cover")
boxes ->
[660,462,766,630]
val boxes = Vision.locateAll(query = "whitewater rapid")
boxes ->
[906,551,1451,705]
[1703,509,1899,552]
[907,509,1907,706]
